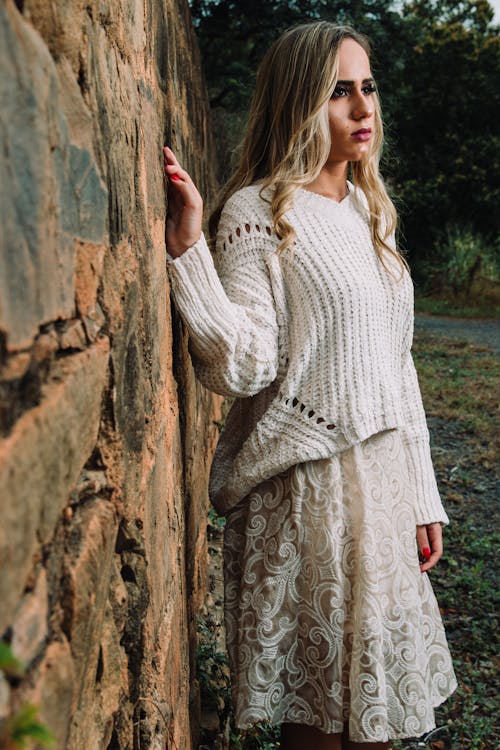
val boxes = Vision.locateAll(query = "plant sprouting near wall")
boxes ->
[0,642,54,749]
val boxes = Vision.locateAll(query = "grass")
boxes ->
[413,336,498,462]
[391,332,499,750]
[198,331,499,749]
[414,294,500,319]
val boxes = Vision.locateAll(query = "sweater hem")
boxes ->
[209,408,403,515]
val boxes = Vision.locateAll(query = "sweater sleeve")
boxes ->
[399,338,450,527]
[166,223,279,398]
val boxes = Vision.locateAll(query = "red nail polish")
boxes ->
[423,547,431,559]
[171,174,180,181]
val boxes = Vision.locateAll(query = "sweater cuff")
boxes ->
[402,434,450,526]
[166,233,237,360]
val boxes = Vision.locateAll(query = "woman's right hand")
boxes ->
[163,146,203,258]
[416,522,443,573]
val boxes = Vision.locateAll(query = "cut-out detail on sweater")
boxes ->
[280,393,336,431]
[226,223,275,245]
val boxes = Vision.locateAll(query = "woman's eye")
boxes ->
[332,86,349,98]
[332,83,377,99]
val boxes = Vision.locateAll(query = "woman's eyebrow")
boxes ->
[335,77,375,85]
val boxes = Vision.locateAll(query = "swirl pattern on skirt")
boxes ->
[223,428,457,742]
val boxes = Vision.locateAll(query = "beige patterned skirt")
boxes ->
[223,428,457,743]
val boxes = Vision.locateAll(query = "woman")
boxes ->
[163,21,457,750]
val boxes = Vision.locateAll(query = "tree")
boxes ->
[391,1,500,264]
[191,1,411,110]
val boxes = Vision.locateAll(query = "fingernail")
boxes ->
[423,547,431,559]
[171,174,180,181]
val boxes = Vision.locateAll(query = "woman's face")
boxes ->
[327,38,376,164]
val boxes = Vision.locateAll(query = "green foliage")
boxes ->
[196,610,281,748]
[0,642,24,679]
[196,614,232,710]
[190,0,414,131]
[414,295,500,317]
[421,225,499,296]
[393,2,500,267]
[4,705,54,748]
[229,721,281,750]
[208,504,226,530]
[0,642,55,749]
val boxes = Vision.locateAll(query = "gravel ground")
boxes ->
[415,314,500,353]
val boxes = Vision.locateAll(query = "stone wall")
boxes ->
[0,1,220,748]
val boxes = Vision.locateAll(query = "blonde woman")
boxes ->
[163,22,457,750]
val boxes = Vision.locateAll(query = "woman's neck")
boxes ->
[304,162,349,202]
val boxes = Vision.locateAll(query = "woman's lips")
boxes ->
[351,128,371,142]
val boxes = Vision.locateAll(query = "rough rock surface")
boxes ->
[0,1,220,747]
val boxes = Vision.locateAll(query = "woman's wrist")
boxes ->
[167,245,189,259]
[167,233,202,259]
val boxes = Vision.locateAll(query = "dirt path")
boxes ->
[415,313,500,353]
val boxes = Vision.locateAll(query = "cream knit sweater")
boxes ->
[167,182,449,525]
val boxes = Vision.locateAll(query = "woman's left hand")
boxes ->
[163,146,203,257]
[416,522,443,573]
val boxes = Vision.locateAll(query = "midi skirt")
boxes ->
[222,428,458,743]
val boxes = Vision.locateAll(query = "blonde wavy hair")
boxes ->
[209,21,408,280]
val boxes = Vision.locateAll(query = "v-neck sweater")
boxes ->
[166,183,449,525]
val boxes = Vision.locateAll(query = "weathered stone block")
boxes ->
[0,352,32,383]
[0,2,107,351]
[55,55,95,153]
[111,281,147,459]
[1,1,220,747]
[10,566,48,668]
[108,559,129,636]
[58,319,87,351]
[68,599,127,750]
[0,673,9,721]
[98,601,127,718]
[75,241,106,318]
[0,337,110,634]
[20,636,76,749]
[61,499,118,679]
[61,499,120,750]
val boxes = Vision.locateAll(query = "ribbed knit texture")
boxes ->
[167,183,449,525]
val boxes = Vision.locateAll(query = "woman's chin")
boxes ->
[351,143,371,160]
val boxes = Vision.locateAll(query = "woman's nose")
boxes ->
[352,90,373,120]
